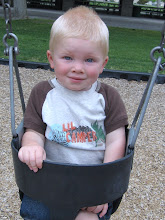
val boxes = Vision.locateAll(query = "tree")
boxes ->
[14,0,27,19]
[62,0,75,11]
[120,0,134,17]
[157,0,161,7]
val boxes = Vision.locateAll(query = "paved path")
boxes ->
[0,7,164,31]
[26,8,165,32]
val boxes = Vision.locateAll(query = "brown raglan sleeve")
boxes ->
[99,82,128,134]
[24,81,52,135]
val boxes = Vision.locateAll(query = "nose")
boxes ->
[72,61,84,74]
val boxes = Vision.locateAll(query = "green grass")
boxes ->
[0,18,52,63]
[0,17,164,74]
[108,27,164,74]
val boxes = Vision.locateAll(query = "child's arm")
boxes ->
[84,127,126,218]
[103,126,126,163]
[18,129,46,173]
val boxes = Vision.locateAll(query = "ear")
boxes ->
[47,50,54,69]
[100,56,109,74]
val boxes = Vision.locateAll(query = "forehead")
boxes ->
[55,38,103,56]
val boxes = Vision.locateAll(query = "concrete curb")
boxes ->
[1,58,164,84]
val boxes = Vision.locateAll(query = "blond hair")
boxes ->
[49,6,109,58]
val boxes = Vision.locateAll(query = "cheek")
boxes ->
[55,63,68,74]
[87,66,101,77]
[87,72,100,84]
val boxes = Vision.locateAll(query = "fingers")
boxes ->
[81,207,87,211]
[81,203,108,218]
[29,150,39,172]
[86,206,97,212]
[18,146,46,172]
[92,205,104,214]
[99,203,108,218]
[18,148,30,165]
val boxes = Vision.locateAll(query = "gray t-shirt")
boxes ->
[24,78,128,164]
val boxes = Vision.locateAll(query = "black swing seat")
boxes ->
[11,121,134,220]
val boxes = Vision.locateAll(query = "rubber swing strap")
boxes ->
[9,46,25,138]
[126,22,165,154]
[126,56,162,154]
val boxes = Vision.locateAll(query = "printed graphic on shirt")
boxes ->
[48,121,105,147]
[91,121,105,146]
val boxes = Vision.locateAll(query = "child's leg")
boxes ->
[20,195,113,220]
[20,195,50,220]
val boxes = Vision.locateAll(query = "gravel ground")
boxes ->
[0,64,164,220]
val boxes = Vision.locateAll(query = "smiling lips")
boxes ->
[68,76,85,82]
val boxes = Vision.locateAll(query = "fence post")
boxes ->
[62,0,75,11]
[120,0,134,17]
[14,0,27,19]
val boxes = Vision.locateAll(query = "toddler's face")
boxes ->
[47,38,108,91]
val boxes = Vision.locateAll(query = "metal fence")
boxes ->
[0,0,164,19]
[26,0,62,10]
[75,0,121,15]
[141,5,165,19]
[0,0,62,9]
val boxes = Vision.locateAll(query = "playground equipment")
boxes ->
[2,1,165,219]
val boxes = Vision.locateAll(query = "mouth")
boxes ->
[68,76,85,82]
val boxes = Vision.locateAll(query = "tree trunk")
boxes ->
[157,0,161,7]
[121,0,134,17]
[14,0,27,19]
[62,0,75,11]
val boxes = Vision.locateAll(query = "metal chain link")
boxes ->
[2,0,19,56]
[150,22,165,71]
[2,1,25,137]
[159,22,165,53]
[2,0,12,37]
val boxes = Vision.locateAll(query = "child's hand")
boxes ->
[18,129,46,173]
[81,203,108,218]
[18,145,46,172]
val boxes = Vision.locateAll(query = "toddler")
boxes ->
[18,6,128,220]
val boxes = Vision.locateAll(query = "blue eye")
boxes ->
[64,56,72,60]
[86,58,93,63]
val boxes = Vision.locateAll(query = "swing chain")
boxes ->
[159,22,165,53]
[2,0,19,56]
[150,22,165,71]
